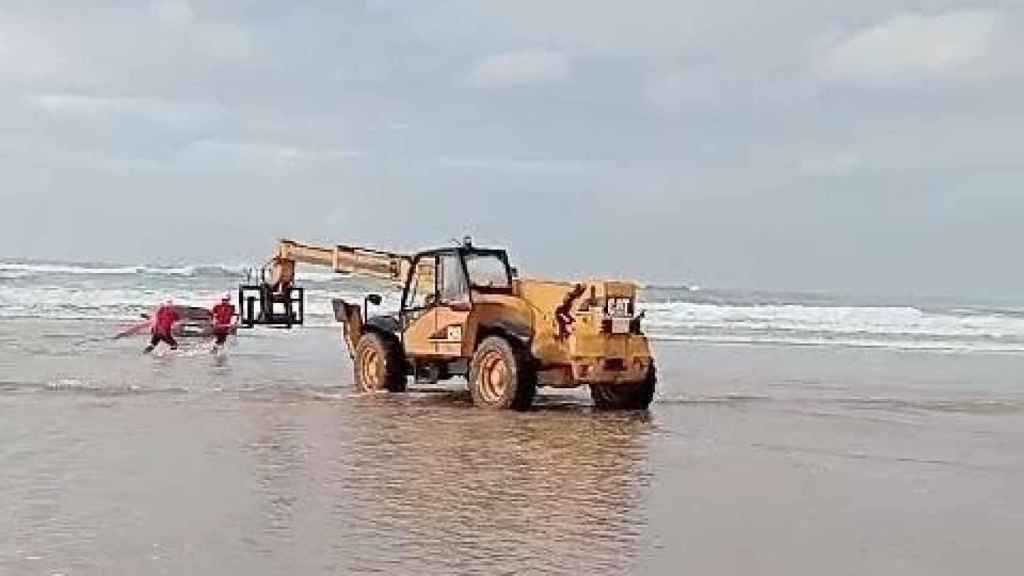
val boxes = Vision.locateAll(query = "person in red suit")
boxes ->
[211,294,236,350]
[144,300,180,354]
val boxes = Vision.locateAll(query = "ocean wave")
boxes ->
[0,285,398,322]
[0,262,249,278]
[3,276,1024,353]
[1,262,145,275]
[647,333,1024,353]
[640,302,1024,339]
[0,271,31,280]
[0,262,391,287]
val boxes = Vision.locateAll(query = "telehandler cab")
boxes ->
[240,238,656,411]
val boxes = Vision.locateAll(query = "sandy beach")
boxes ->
[4,1,1024,573]
[2,318,1022,575]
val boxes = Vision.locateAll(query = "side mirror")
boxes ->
[510,266,519,278]
[364,293,383,322]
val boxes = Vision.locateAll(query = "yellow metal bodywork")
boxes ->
[386,279,651,388]
[269,238,654,388]
[515,279,652,387]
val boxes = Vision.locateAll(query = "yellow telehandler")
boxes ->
[239,238,656,411]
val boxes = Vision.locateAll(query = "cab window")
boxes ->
[403,257,436,310]
[438,253,470,305]
[465,253,511,289]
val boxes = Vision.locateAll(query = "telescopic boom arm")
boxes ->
[267,239,413,287]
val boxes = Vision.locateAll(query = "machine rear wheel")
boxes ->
[590,364,656,410]
[353,332,407,393]
[468,336,536,410]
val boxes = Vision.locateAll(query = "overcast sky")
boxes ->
[1,1,1022,297]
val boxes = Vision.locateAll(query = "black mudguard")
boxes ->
[479,319,532,347]
[365,314,401,336]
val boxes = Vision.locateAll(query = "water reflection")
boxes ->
[247,391,655,575]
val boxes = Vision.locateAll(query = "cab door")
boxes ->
[399,252,472,358]
[431,252,472,357]
[400,255,439,357]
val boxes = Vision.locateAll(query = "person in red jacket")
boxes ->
[211,294,236,349]
[144,300,180,353]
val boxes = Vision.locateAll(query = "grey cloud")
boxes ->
[27,93,226,132]
[470,50,571,86]
[151,0,196,27]
[816,9,1013,85]
[180,139,365,171]
[437,156,588,174]
[1,1,1023,297]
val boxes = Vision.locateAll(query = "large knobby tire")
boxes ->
[590,363,657,410]
[353,332,407,393]
[468,336,536,411]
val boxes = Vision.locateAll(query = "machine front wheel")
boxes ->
[353,332,407,393]
[590,364,657,410]
[468,336,536,411]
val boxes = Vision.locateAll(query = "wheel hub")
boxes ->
[477,350,507,402]
[360,347,381,390]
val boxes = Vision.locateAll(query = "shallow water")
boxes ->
[2,320,1023,574]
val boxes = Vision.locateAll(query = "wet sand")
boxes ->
[1,320,1022,574]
